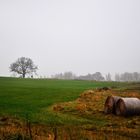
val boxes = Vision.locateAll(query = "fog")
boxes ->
[0,0,140,77]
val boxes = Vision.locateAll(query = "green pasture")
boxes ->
[0,77,128,124]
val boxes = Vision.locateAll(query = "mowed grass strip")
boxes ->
[0,77,127,124]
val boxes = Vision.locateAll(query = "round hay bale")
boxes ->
[104,96,121,114]
[116,98,140,116]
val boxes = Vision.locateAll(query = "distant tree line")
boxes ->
[52,72,106,81]
[9,57,140,81]
[77,72,105,81]
[51,72,140,82]
[115,72,140,82]
[51,72,76,80]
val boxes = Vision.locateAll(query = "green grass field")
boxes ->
[0,77,140,139]
[0,77,129,124]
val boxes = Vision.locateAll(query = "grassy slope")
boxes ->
[0,77,128,124]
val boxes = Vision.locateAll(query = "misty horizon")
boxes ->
[0,0,140,77]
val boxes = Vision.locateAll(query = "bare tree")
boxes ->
[10,57,38,78]
[92,72,105,81]
[133,72,139,81]
[63,72,75,79]
[106,73,112,81]
[115,73,120,81]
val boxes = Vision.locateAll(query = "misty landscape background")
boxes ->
[0,0,140,80]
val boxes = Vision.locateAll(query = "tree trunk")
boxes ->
[23,73,25,78]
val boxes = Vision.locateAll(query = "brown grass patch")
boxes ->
[51,89,140,138]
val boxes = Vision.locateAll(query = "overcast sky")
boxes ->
[0,0,140,77]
